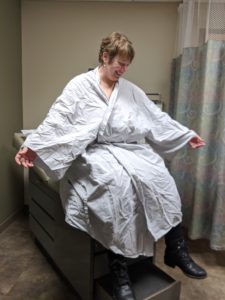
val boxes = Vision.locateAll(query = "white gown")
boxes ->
[24,67,196,257]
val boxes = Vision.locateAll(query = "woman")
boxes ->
[15,32,207,300]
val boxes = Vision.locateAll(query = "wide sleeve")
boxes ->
[23,77,106,179]
[135,88,196,159]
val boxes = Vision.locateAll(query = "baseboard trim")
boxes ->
[0,208,26,234]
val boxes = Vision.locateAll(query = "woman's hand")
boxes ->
[188,135,206,149]
[15,147,37,168]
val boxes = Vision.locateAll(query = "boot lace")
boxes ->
[111,260,130,286]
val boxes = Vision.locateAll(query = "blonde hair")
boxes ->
[98,32,135,65]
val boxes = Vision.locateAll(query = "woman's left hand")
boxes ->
[188,135,206,149]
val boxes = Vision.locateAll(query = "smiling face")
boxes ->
[102,52,131,82]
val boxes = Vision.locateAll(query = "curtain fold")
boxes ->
[169,0,225,250]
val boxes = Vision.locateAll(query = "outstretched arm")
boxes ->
[15,147,37,168]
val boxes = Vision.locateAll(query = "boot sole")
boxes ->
[182,271,207,279]
[165,260,207,279]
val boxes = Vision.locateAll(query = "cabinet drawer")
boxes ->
[30,199,55,239]
[29,182,54,217]
[30,215,54,257]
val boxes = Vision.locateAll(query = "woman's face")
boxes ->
[103,53,131,82]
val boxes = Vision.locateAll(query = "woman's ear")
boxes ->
[102,51,109,64]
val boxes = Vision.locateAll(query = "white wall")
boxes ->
[22,0,179,128]
[0,0,23,227]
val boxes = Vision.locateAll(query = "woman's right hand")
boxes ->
[15,147,37,168]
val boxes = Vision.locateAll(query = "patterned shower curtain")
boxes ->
[169,40,225,251]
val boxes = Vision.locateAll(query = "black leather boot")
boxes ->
[164,224,207,279]
[108,251,136,300]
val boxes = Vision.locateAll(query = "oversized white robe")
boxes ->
[24,67,196,257]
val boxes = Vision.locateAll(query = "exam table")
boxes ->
[13,132,181,300]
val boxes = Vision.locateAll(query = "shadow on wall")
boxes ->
[0,144,24,226]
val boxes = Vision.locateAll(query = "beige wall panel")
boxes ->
[22,1,178,128]
[0,0,23,226]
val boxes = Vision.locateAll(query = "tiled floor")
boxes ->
[0,212,224,300]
